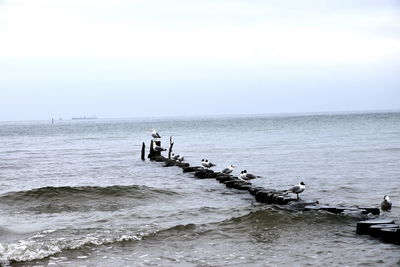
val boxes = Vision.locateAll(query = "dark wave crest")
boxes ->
[215,208,359,233]
[0,185,177,213]
[1,185,176,202]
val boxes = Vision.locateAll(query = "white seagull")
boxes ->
[172,154,180,160]
[288,182,306,200]
[239,170,259,180]
[153,142,166,152]
[151,129,161,139]
[201,159,207,168]
[381,195,392,211]
[202,159,216,169]
[177,155,185,162]
[222,165,235,174]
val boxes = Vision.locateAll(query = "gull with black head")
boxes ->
[201,159,216,169]
[239,170,260,180]
[288,181,306,200]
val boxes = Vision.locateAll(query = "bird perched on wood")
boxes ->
[151,129,161,140]
[287,182,306,200]
[177,155,185,162]
[172,154,180,160]
[153,142,166,152]
[201,159,207,168]
[222,165,235,174]
[381,195,392,211]
[201,159,216,169]
[239,170,259,180]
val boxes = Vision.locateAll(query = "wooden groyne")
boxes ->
[142,139,399,246]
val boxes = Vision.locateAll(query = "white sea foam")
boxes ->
[0,229,149,265]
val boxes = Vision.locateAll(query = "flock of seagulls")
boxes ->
[150,129,394,210]
[202,160,306,200]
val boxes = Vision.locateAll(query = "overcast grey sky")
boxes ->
[0,0,399,121]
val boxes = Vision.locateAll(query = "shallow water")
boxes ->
[0,112,399,266]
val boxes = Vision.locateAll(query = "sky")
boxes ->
[0,0,399,121]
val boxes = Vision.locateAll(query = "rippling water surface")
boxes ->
[0,112,399,266]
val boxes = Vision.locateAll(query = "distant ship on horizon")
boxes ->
[71,116,98,120]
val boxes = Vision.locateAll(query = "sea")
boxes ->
[0,111,399,266]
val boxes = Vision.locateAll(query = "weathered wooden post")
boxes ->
[148,140,161,159]
[168,136,174,159]
[141,142,145,161]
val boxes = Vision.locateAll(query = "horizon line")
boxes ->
[1,108,399,123]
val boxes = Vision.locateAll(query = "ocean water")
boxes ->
[0,112,399,266]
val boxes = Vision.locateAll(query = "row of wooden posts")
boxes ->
[141,138,399,246]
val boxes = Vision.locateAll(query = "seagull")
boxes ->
[201,159,207,168]
[177,155,185,162]
[203,159,216,169]
[222,165,235,174]
[153,142,166,152]
[288,182,306,200]
[381,195,392,211]
[172,154,180,160]
[239,170,259,180]
[151,129,161,140]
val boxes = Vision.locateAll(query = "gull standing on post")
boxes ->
[203,160,216,169]
[239,170,259,180]
[288,182,306,200]
[222,165,235,174]
[151,129,161,140]
[201,159,207,168]
[381,195,392,211]
[153,142,167,152]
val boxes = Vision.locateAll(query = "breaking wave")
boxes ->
[0,185,177,204]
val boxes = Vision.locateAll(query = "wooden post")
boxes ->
[168,136,174,159]
[141,142,145,161]
[148,140,161,159]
